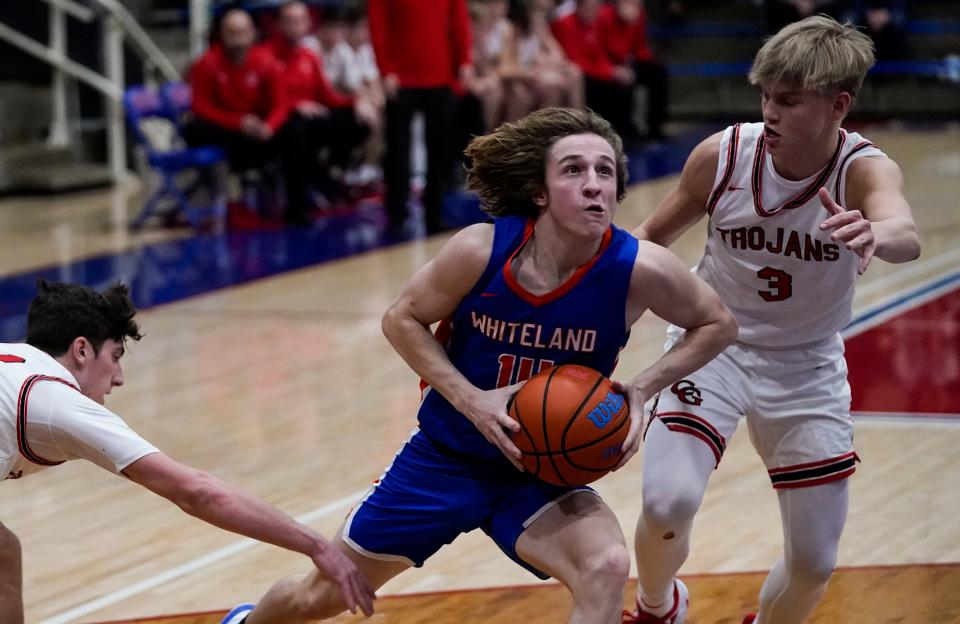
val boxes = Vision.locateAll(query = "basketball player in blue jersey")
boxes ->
[223,107,737,624]
[621,16,921,624]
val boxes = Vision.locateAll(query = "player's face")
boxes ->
[760,82,843,153]
[78,339,125,405]
[541,133,618,237]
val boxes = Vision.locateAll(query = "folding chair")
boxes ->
[124,84,227,228]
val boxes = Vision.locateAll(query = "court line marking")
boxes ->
[39,488,367,624]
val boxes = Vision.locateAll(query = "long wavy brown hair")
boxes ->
[465,107,628,218]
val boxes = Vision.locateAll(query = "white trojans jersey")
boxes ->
[0,342,157,481]
[685,122,885,350]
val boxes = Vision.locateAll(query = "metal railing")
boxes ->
[0,0,182,182]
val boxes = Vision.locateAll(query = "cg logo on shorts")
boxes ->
[586,391,624,428]
[671,380,702,406]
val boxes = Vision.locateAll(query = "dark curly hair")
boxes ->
[26,280,143,357]
[465,107,628,218]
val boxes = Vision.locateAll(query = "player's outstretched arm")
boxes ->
[633,132,721,246]
[122,453,375,616]
[818,156,920,274]
[381,224,525,469]
[613,244,738,467]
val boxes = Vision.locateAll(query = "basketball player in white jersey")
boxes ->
[621,16,921,624]
[0,281,374,623]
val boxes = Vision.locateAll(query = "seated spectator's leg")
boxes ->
[533,69,568,108]
[275,114,319,225]
[633,59,670,140]
[326,107,371,172]
[422,87,455,234]
[456,93,486,160]
[184,118,265,172]
[584,76,636,141]
[502,79,536,123]
[384,89,417,231]
[563,64,585,109]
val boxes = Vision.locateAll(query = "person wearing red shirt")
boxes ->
[596,0,670,141]
[551,0,640,143]
[185,9,287,172]
[368,0,474,236]
[262,1,378,225]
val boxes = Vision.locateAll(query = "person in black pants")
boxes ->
[368,0,474,236]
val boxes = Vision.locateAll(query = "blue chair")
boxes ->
[123,84,227,228]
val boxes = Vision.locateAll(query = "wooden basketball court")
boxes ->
[1,125,958,623]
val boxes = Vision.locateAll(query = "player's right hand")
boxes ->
[461,383,525,471]
[310,543,376,616]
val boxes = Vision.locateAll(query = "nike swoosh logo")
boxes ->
[480,293,498,297]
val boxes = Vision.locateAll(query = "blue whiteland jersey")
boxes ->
[417,216,640,462]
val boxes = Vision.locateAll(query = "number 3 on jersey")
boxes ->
[496,354,553,388]
[757,266,793,301]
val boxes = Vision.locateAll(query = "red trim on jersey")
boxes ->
[419,317,455,396]
[768,451,859,489]
[0,354,26,363]
[772,467,856,489]
[502,220,613,307]
[16,374,78,466]
[832,141,875,205]
[751,130,846,217]
[706,123,742,217]
[768,450,858,474]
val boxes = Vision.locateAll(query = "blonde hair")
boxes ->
[748,15,875,95]
[465,107,628,218]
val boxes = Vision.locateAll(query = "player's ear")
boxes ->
[70,337,91,364]
[532,187,548,207]
[833,91,853,120]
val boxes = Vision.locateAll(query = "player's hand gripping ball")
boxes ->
[508,364,629,486]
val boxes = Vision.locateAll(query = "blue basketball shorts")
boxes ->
[342,429,594,579]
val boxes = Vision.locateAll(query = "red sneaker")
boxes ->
[621,579,689,623]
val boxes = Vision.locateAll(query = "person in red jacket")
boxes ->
[185,8,287,173]
[368,0,474,236]
[261,1,378,225]
[551,0,640,143]
[596,0,670,141]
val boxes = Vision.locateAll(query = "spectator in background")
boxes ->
[460,0,506,140]
[368,0,474,236]
[551,0,640,143]
[261,1,377,225]
[841,0,912,61]
[185,9,287,175]
[764,0,840,33]
[596,0,670,141]
[500,0,583,122]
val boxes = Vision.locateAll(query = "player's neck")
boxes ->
[770,128,841,181]
[524,220,603,284]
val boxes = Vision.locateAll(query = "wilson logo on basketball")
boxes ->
[671,380,703,406]
[586,392,624,428]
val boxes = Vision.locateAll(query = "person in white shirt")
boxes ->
[622,16,921,624]
[0,280,375,623]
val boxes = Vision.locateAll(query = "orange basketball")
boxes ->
[508,364,630,486]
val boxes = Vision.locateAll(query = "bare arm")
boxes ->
[123,453,374,615]
[381,224,525,468]
[633,132,721,246]
[818,156,920,274]
[614,242,738,467]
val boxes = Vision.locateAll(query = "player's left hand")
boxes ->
[818,187,876,274]
[609,379,647,470]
